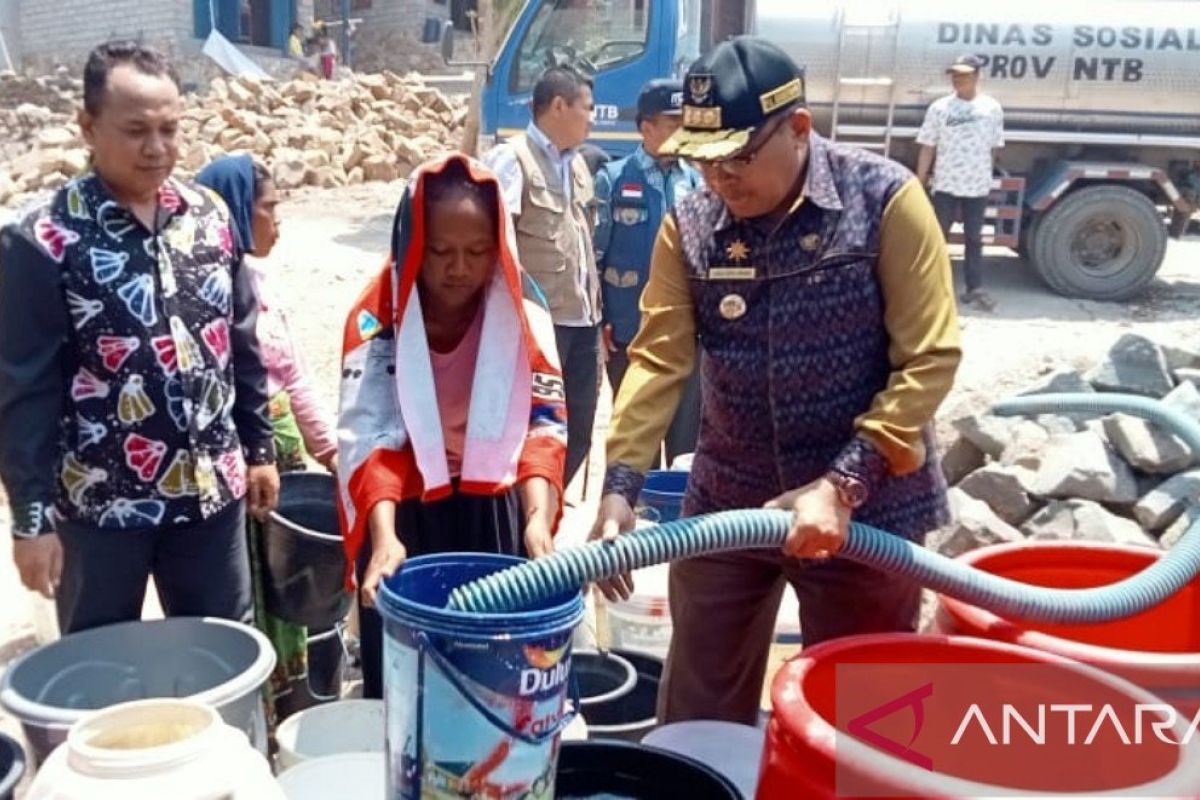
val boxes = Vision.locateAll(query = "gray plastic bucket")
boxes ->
[262,472,351,629]
[0,617,275,766]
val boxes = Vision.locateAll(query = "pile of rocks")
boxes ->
[933,333,1200,558]
[183,71,466,190]
[0,69,83,168]
[0,70,467,206]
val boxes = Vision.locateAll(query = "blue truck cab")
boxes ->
[479,0,704,156]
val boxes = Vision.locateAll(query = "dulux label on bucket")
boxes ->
[384,623,574,799]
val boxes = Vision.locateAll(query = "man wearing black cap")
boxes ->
[589,37,961,724]
[594,79,703,467]
[917,54,1005,311]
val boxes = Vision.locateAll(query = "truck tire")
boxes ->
[1027,185,1167,300]
[1017,211,1041,261]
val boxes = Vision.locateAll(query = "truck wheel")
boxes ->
[1021,213,1062,287]
[1017,211,1041,261]
[1027,185,1167,300]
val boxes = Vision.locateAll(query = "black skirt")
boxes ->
[355,486,524,699]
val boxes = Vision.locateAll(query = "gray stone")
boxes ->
[958,464,1041,526]
[1019,369,1096,397]
[1137,472,1164,499]
[1035,414,1081,435]
[1134,469,1200,532]
[1163,380,1200,428]
[1160,506,1200,549]
[1024,499,1158,547]
[952,415,1016,459]
[999,420,1051,470]
[929,488,1026,558]
[1084,334,1176,398]
[1155,338,1200,372]
[1017,370,1099,427]
[1020,500,1077,540]
[1084,418,1110,443]
[1101,413,1195,474]
[1030,431,1139,504]
[1175,368,1200,389]
[940,436,986,487]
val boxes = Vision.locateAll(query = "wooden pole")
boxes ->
[460,0,495,156]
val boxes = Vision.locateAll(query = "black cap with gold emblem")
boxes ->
[660,36,806,162]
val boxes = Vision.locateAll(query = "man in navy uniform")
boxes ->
[594,79,703,467]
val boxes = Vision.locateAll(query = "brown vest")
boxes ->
[511,135,600,325]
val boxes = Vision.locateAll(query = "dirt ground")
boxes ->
[1,180,1198,792]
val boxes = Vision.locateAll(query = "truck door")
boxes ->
[489,0,675,157]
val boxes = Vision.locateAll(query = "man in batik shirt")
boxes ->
[0,42,279,633]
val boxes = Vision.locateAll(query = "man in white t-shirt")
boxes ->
[916,54,1004,311]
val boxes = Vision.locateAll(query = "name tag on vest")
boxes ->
[707,267,757,280]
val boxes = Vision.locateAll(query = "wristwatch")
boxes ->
[827,471,869,510]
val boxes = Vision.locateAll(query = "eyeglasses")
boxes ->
[693,113,791,179]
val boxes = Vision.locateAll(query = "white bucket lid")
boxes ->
[276,752,385,800]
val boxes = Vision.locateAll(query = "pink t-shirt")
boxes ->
[430,308,484,477]
[248,264,337,462]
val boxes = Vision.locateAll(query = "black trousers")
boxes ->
[932,191,988,292]
[554,323,601,486]
[607,343,702,467]
[355,488,524,700]
[55,499,253,634]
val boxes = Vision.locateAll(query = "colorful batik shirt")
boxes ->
[0,174,274,535]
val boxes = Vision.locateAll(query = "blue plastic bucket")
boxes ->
[377,553,584,799]
[638,470,690,523]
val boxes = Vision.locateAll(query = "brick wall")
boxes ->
[18,0,193,70]
[295,0,315,27]
[315,0,448,72]
[316,0,447,41]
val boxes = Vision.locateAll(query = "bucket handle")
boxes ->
[636,505,662,524]
[417,631,579,746]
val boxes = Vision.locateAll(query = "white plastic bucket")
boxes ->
[606,563,672,660]
[274,699,384,772]
[26,699,283,800]
[276,752,384,800]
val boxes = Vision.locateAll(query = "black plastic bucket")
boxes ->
[0,732,25,800]
[574,649,637,708]
[261,472,350,628]
[557,740,742,799]
[273,625,347,721]
[579,649,662,742]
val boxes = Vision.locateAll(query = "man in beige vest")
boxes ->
[486,66,601,489]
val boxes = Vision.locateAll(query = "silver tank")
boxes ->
[750,0,1200,137]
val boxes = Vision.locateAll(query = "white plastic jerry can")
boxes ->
[27,699,285,800]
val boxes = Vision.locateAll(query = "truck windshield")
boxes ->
[675,0,702,75]
[511,0,651,92]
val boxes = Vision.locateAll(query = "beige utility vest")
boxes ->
[511,135,600,326]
